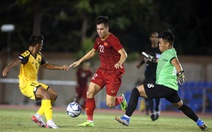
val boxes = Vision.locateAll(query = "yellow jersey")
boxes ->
[18,50,46,89]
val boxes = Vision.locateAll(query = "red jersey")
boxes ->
[93,33,125,73]
[76,68,92,88]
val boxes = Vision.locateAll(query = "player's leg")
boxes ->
[106,94,127,110]
[106,94,116,107]
[104,93,127,111]
[74,87,80,103]
[46,87,58,105]
[105,72,127,111]
[78,82,101,127]
[147,99,154,113]
[145,98,150,115]
[39,83,58,128]
[154,98,160,121]
[176,101,207,130]
[149,98,160,121]
[166,93,207,131]
[22,82,46,128]
[147,98,155,120]
[80,87,87,111]
[35,86,58,129]
[115,85,146,126]
[155,98,160,112]
[78,70,105,127]
[116,83,167,126]
[86,83,101,120]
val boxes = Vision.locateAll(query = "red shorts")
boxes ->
[91,69,122,96]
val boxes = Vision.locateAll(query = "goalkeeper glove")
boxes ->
[146,54,157,63]
[177,70,185,85]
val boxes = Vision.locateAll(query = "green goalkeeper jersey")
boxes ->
[156,48,178,91]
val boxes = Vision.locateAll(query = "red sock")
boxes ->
[115,96,123,106]
[86,98,95,121]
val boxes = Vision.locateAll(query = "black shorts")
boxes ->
[143,82,181,103]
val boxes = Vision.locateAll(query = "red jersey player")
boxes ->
[69,16,128,127]
[75,61,92,111]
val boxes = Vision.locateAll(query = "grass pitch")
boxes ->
[0,108,210,132]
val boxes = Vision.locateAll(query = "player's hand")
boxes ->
[177,71,185,85]
[136,64,141,69]
[2,68,9,77]
[114,63,123,69]
[61,65,69,71]
[69,61,81,68]
[142,52,157,63]
[146,55,157,63]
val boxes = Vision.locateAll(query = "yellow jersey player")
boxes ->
[2,34,69,129]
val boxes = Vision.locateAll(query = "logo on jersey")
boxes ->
[147,83,154,89]
[38,58,41,64]
[104,42,108,46]
[111,90,115,94]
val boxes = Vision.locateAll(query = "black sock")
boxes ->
[178,104,198,122]
[155,98,160,112]
[147,98,154,113]
[126,88,140,117]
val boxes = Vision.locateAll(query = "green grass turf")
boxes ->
[0,108,210,132]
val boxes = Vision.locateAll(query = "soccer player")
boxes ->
[74,61,92,112]
[2,35,69,129]
[69,16,128,127]
[137,32,161,121]
[115,30,208,131]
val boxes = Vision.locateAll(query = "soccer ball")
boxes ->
[66,102,82,117]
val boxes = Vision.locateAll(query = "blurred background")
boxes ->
[0,0,212,113]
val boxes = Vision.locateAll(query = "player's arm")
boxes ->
[137,59,145,69]
[171,57,183,73]
[42,63,69,71]
[171,57,185,85]
[40,54,69,71]
[2,58,21,77]
[142,51,157,63]
[69,48,97,68]
[114,48,128,69]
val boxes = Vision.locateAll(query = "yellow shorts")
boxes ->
[20,81,49,100]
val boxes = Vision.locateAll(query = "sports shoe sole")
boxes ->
[115,116,129,126]
[45,124,59,129]
[77,123,94,127]
[199,124,208,131]
[32,116,45,127]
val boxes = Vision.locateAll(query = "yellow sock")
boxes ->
[42,100,52,121]
[37,106,44,116]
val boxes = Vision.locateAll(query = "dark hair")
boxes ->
[29,34,44,46]
[96,16,109,26]
[158,29,175,45]
[151,32,159,36]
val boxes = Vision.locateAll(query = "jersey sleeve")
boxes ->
[19,50,30,64]
[41,57,46,65]
[166,49,177,63]
[39,52,47,65]
[93,38,99,50]
[110,36,123,51]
